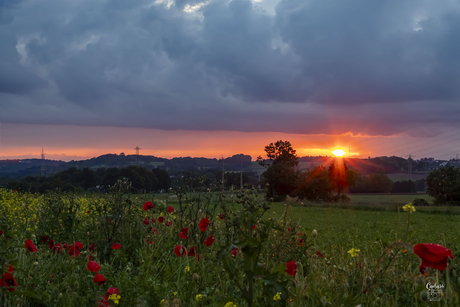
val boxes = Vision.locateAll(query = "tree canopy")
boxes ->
[257,140,299,201]
[426,166,460,205]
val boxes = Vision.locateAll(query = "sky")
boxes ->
[1,0,460,161]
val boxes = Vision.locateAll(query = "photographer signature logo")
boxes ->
[426,281,445,301]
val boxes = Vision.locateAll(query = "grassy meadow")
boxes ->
[0,187,458,306]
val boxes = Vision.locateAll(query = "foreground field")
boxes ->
[0,187,458,306]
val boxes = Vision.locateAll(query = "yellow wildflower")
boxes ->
[173,292,178,296]
[108,294,121,305]
[185,266,190,273]
[224,302,237,307]
[273,292,281,301]
[160,299,165,305]
[347,248,360,257]
[196,294,203,302]
[402,203,416,213]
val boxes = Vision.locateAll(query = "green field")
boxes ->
[269,203,460,249]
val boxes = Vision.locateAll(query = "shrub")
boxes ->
[412,198,430,206]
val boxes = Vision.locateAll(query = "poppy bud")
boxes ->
[33,262,39,266]
[366,276,372,285]
[87,232,90,236]
[312,229,318,238]
[141,260,144,264]
[192,273,200,283]
[58,293,63,298]
[420,290,429,301]
[32,234,36,239]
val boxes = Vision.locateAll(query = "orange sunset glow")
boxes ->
[0,123,432,161]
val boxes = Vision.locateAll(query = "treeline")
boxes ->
[349,174,425,193]
[2,166,171,193]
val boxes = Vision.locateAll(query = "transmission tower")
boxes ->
[134,146,141,165]
[405,154,416,181]
[40,147,46,177]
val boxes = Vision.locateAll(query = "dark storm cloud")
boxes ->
[1,0,460,136]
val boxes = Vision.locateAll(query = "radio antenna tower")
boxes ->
[134,146,141,165]
[40,147,46,177]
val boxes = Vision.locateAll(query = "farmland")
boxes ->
[0,187,458,306]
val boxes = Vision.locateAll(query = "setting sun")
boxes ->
[332,149,347,157]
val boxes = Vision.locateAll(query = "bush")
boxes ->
[412,198,430,206]
[426,166,460,205]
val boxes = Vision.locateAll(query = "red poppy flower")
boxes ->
[143,201,154,211]
[199,217,210,232]
[414,243,454,273]
[7,265,13,273]
[68,244,81,257]
[231,248,238,256]
[0,230,3,236]
[285,260,297,276]
[151,217,156,223]
[48,239,55,249]
[89,243,95,251]
[63,243,68,249]
[143,217,150,225]
[75,241,83,249]
[87,210,90,214]
[41,236,49,243]
[104,287,119,301]
[158,216,164,223]
[94,273,106,286]
[179,228,189,240]
[287,228,291,232]
[25,239,38,252]
[97,299,109,307]
[0,273,18,292]
[188,246,196,257]
[297,238,303,246]
[112,243,122,249]
[51,242,62,253]
[87,261,101,272]
[218,214,224,220]
[165,221,172,227]
[149,240,152,244]
[168,206,174,213]
[315,251,323,258]
[174,245,187,257]
[152,228,159,234]
[204,234,215,247]
[253,225,256,230]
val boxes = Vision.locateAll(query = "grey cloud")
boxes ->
[0,0,460,137]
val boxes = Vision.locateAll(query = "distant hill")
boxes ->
[0,159,65,177]
[0,153,448,179]
[0,153,253,178]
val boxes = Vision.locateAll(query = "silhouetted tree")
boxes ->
[257,140,299,201]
